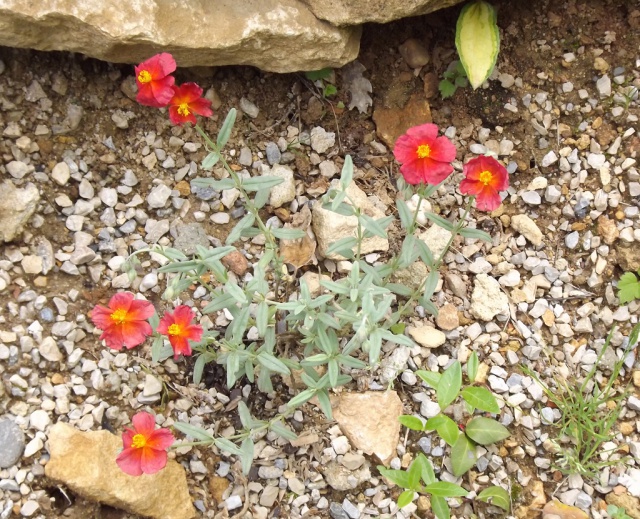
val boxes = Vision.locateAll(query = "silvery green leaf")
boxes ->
[151,335,170,363]
[398,235,420,267]
[340,155,354,190]
[386,283,414,297]
[255,301,268,337]
[271,228,307,240]
[193,354,207,385]
[423,212,454,232]
[360,214,392,239]
[287,388,316,408]
[307,294,334,309]
[415,239,434,267]
[237,401,253,429]
[257,352,290,375]
[216,108,237,148]
[421,298,439,317]
[423,270,440,300]
[301,353,330,366]
[157,260,200,273]
[201,151,220,170]
[226,213,256,245]
[254,187,270,209]
[337,354,367,369]
[214,437,243,456]
[148,312,160,330]
[329,201,356,217]
[328,359,339,387]
[270,420,298,441]
[240,227,262,238]
[225,280,247,305]
[320,278,350,295]
[174,422,215,442]
[240,437,254,475]
[191,177,236,190]
[459,227,492,242]
[203,293,236,313]
[242,175,284,192]
[396,198,414,229]
[199,245,236,261]
[316,389,333,419]
[326,237,358,257]
[379,329,414,347]
[368,329,382,364]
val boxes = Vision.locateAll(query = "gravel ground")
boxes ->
[1,0,640,518]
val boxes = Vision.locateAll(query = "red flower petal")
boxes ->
[140,446,168,474]
[90,304,113,330]
[120,320,153,349]
[418,159,454,185]
[169,105,197,126]
[121,428,135,449]
[169,334,192,359]
[131,412,157,437]
[405,123,438,142]
[116,447,143,476]
[126,299,155,321]
[146,428,176,451]
[429,135,457,162]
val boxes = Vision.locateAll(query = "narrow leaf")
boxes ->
[217,108,237,148]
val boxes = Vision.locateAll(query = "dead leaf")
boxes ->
[342,61,373,114]
[279,204,317,268]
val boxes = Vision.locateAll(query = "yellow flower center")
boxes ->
[131,433,147,449]
[137,70,152,83]
[110,308,128,324]
[479,170,494,185]
[416,144,431,159]
[168,323,183,336]
[177,103,191,116]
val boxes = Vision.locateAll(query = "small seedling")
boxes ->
[607,504,633,519]
[305,68,337,98]
[617,268,640,304]
[439,61,469,99]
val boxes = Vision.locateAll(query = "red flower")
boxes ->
[135,53,177,108]
[393,124,457,185]
[459,156,509,211]
[168,83,213,126]
[157,305,203,359]
[90,292,154,350]
[116,412,175,476]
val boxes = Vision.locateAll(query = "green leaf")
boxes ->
[269,420,298,441]
[323,84,337,97]
[239,437,254,475]
[326,237,357,257]
[422,212,454,232]
[424,481,469,498]
[439,78,457,99]
[437,361,462,409]
[416,370,441,388]
[467,351,479,382]
[242,175,284,192]
[415,453,436,485]
[271,227,306,240]
[190,177,236,191]
[217,108,237,148]
[203,293,236,313]
[193,353,207,384]
[465,417,510,445]
[287,388,316,408]
[340,155,354,191]
[360,214,392,239]
[477,485,510,512]
[226,213,256,245]
[237,401,253,429]
[201,151,220,170]
[257,352,290,375]
[305,68,333,81]
[425,414,460,446]
[431,496,450,519]
[459,227,492,241]
[399,415,425,431]
[378,467,412,489]
[456,0,500,89]
[396,199,414,229]
[423,270,440,300]
[397,490,415,509]
[460,387,500,414]
[315,389,333,419]
[215,437,243,456]
[451,433,477,477]
[173,422,215,442]
[618,272,640,304]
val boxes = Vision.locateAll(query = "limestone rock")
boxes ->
[408,325,446,348]
[389,261,428,292]
[312,181,389,259]
[470,274,509,321]
[0,418,25,468]
[0,181,40,243]
[301,0,464,25]
[268,164,296,208]
[323,460,371,491]
[542,500,588,519]
[0,0,360,73]
[436,303,459,331]
[615,244,640,272]
[332,391,402,465]
[511,214,543,247]
[605,492,640,519]
[373,93,432,148]
[418,224,453,260]
[45,422,194,519]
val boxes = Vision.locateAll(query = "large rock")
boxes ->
[0,181,40,243]
[0,0,360,73]
[470,274,509,321]
[332,391,402,465]
[45,422,194,519]
[301,0,464,25]
[312,180,389,259]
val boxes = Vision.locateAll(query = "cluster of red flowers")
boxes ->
[135,53,213,126]
[90,292,203,359]
[393,123,509,211]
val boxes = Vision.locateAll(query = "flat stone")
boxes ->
[542,500,588,519]
[0,419,25,468]
[436,303,459,330]
[45,422,194,519]
[470,274,509,321]
[39,336,63,362]
[332,391,402,465]
[173,223,210,255]
[408,325,446,348]
[0,0,361,73]
[511,214,543,246]
[312,181,388,259]
[373,93,432,148]
[268,164,296,208]
[418,225,453,259]
[310,127,336,154]
[323,460,371,491]
[147,184,172,209]
[0,181,40,243]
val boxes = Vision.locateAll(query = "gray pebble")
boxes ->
[342,499,360,519]
[329,502,349,519]
[240,97,259,118]
[521,191,541,205]
[565,231,579,249]
[265,142,281,165]
[0,419,25,468]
